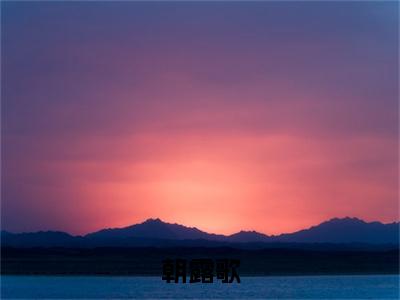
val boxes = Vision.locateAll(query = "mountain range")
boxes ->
[1,217,398,248]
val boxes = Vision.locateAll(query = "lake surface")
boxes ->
[1,275,399,299]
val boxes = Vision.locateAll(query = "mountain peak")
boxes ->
[143,218,164,224]
[324,217,369,226]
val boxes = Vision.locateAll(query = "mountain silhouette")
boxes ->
[274,217,399,244]
[1,217,398,248]
[85,218,225,241]
[0,231,80,248]
[226,230,271,243]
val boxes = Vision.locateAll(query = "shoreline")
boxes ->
[2,247,398,277]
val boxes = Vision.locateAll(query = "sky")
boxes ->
[1,1,398,235]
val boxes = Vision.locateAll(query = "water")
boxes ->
[1,275,399,299]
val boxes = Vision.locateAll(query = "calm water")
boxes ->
[1,275,399,299]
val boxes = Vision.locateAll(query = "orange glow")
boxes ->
[30,132,396,236]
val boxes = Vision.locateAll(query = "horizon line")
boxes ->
[2,216,399,237]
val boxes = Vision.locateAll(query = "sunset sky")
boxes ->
[2,2,398,235]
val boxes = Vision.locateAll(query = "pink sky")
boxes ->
[2,2,398,235]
